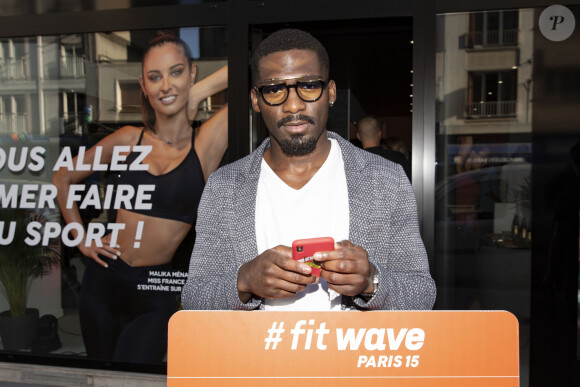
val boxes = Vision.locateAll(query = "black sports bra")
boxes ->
[118,129,205,224]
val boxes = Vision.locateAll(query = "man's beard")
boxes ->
[274,114,321,156]
[277,133,319,156]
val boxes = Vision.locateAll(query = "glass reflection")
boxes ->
[435,9,534,385]
[0,27,227,368]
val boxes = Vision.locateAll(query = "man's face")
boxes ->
[251,49,336,156]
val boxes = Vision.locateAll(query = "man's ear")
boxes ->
[328,79,337,106]
[250,88,261,113]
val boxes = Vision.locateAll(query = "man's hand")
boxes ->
[237,245,318,303]
[315,240,375,297]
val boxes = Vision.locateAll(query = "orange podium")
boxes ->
[168,311,519,386]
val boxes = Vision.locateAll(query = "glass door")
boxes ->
[434,6,580,386]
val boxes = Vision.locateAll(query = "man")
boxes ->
[181,29,435,311]
[357,115,411,180]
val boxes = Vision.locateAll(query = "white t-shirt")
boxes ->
[255,138,349,310]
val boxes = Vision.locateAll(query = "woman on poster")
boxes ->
[53,31,228,363]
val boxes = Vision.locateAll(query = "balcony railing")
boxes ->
[60,55,86,78]
[0,58,27,80]
[465,100,517,119]
[0,114,28,135]
[63,113,84,134]
[465,29,518,48]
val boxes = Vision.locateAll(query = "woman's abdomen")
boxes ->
[115,209,191,267]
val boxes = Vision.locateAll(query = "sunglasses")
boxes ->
[255,77,327,106]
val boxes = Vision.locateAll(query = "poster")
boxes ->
[0,28,227,370]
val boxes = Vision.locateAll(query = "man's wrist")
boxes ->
[237,276,253,304]
[359,264,378,302]
[237,263,252,298]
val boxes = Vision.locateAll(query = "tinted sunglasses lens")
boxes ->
[261,84,288,105]
[297,81,323,101]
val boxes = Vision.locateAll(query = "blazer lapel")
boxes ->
[233,138,270,262]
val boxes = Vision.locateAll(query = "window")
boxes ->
[0,38,28,80]
[116,79,141,113]
[466,70,517,118]
[0,95,28,135]
[466,10,519,48]
[0,27,227,374]
[61,90,86,135]
[60,35,86,78]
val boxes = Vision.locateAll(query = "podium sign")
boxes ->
[168,311,519,386]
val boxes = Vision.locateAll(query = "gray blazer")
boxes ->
[181,131,436,310]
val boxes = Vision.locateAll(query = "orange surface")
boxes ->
[168,311,519,386]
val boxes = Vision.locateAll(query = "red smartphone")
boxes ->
[292,237,335,276]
